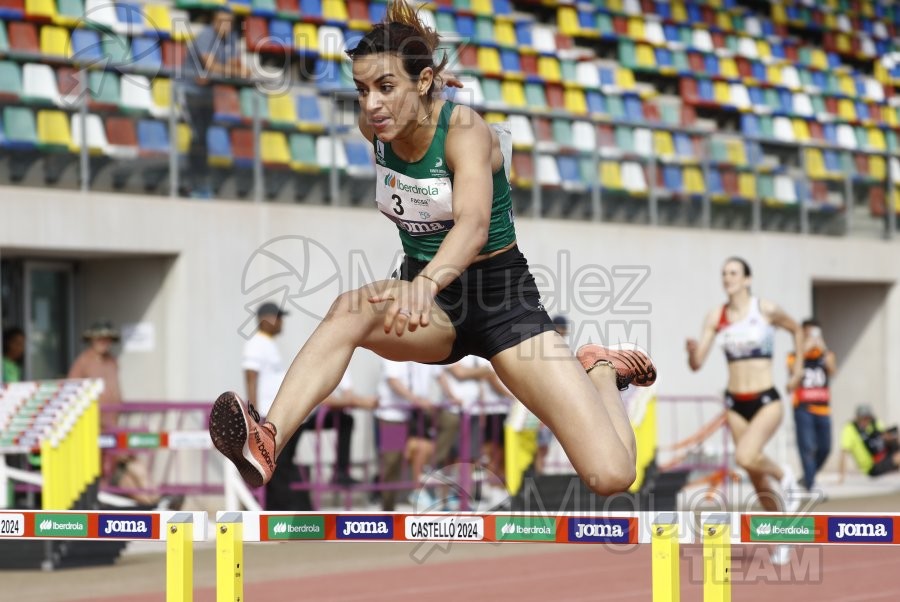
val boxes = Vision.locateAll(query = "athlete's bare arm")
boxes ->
[686,307,720,371]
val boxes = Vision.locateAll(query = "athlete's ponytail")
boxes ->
[347,0,448,96]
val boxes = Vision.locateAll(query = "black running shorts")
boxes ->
[400,245,557,364]
[725,387,781,422]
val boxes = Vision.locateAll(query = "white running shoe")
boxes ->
[771,544,792,566]
[780,465,801,513]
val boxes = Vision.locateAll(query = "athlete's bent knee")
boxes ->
[326,288,375,322]
[583,463,636,496]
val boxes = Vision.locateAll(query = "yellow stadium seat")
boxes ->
[616,68,635,90]
[145,4,173,37]
[868,127,886,151]
[477,47,502,74]
[875,62,889,84]
[738,173,756,198]
[472,0,492,16]
[261,131,291,165]
[720,58,738,80]
[295,23,318,53]
[151,78,171,116]
[558,7,580,37]
[861,2,873,17]
[836,33,851,54]
[627,17,644,40]
[727,140,747,165]
[37,110,71,148]
[870,156,886,179]
[838,99,857,121]
[323,0,348,22]
[600,161,621,188]
[823,13,836,30]
[495,21,516,46]
[501,80,525,107]
[564,88,587,114]
[653,130,673,157]
[607,0,623,11]
[716,13,731,31]
[810,49,828,70]
[713,81,730,104]
[772,4,787,23]
[793,119,810,142]
[838,74,856,97]
[756,40,771,60]
[671,1,687,23]
[767,65,781,85]
[684,167,705,194]
[27,0,56,20]
[177,122,191,154]
[884,108,898,127]
[483,112,507,124]
[806,149,825,178]
[538,56,561,82]
[269,93,297,126]
[40,25,69,59]
[636,43,655,68]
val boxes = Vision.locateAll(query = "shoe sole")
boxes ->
[209,391,267,488]
[576,343,657,388]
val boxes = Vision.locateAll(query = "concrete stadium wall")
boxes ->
[3,186,898,471]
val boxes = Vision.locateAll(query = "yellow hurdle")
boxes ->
[167,514,195,602]
[217,513,245,602]
[703,514,731,602]
[651,514,680,602]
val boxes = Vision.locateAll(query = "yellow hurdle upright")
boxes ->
[703,514,731,602]
[167,513,195,602]
[651,513,680,602]
[217,512,245,602]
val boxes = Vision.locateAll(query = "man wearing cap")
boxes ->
[839,404,900,482]
[243,303,307,509]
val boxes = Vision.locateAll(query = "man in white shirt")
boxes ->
[243,302,305,510]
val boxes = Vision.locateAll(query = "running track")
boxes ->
[73,544,900,602]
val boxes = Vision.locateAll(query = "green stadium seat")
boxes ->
[240,87,269,121]
[3,106,37,149]
[0,61,22,101]
[289,132,318,171]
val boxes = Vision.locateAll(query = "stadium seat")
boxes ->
[499,49,522,78]
[52,0,79,25]
[478,47,501,75]
[537,55,561,82]
[230,128,253,168]
[571,120,595,152]
[315,134,347,170]
[531,24,556,54]
[268,92,297,127]
[500,80,525,108]
[456,14,474,39]
[557,155,584,191]
[69,28,103,66]
[206,125,233,167]
[0,61,22,101]
[294,23,318,54]
[0,0,24,19]
[213,84,242,123]
[143,4,173,36]
[161,39,186,72]
[69,113,108,154]
[104,116,139,159]
[773,174,797,204]
[546,84,564,110]
[481,78,503,108]
[8,21,40,59]
[132,37,163,72]
[85,0,125,32]
[510,151,533,187]
[120,74,154,114]
[260,130,291,167]
[346,0,368,28]
[147,77,170,117]
[102,32,132,68]
[240,87,269,121]
[475,17,494,44]
[447,76,484,107]
[252,0,276,16]
[322,0,347,23]
[535,154,560,187]
[27,0,56,22]
[289,133,318,171]
[295,94,324,131]
[137,119,169,156]
[23,62,61,106]
[633,127,653,156]
[344,139,374,177]
[36,109,71,150]
[508,114,533,149]
[88,71,120,110]
[3,106,37,149]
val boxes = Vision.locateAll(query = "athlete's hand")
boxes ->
[444,74,464,89]
[369,277,438,336]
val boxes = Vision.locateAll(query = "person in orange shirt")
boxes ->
[787,319,837,491]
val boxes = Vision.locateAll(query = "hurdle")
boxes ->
[700,511,900,602]
[0,510,208,601]
[214,511,697,601]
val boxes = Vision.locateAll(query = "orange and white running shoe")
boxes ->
[209,391,276,488]
[576,344,657,390]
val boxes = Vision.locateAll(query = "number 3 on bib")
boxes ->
[392,194,404,215]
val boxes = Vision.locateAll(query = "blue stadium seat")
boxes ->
[207,126,233,167]
[456,14,474,39]
[741,114,760,137]
[269,19,293,48]
[301,0,323,20]
[500,49,520,74]
[707,168,723,195]
[131,37,162,72]
[345,139,374,177]
[598,66,615,87]
[663,24,679,43]
[315,58,344,91]
[557,155,583,189]
[663,165,682,192]
[368,1,385,23]
[586,90,605,114]
[673,133,692,158]
[296,94,322,126]
[344,28,363,52]
[749,87,764,108]
[70,28,103,65]
[656,48,672,70]
[137,119,169,155]
[117,3,144,32]
[492,0,510,16]
[624,94,642,121]
[514,21,532,47]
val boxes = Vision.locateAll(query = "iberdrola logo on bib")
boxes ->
[383,174,439,197]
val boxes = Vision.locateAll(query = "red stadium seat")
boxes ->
[245,16,270,52]
[162,40,186,72]
[231,128,254,167]
[105,116,138,152]
[276,0,299,17]
[511,151,533,187]
[546,83,564,109]
[520,53,538,77]
[8,21,39,58]
[213,85,242,123]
